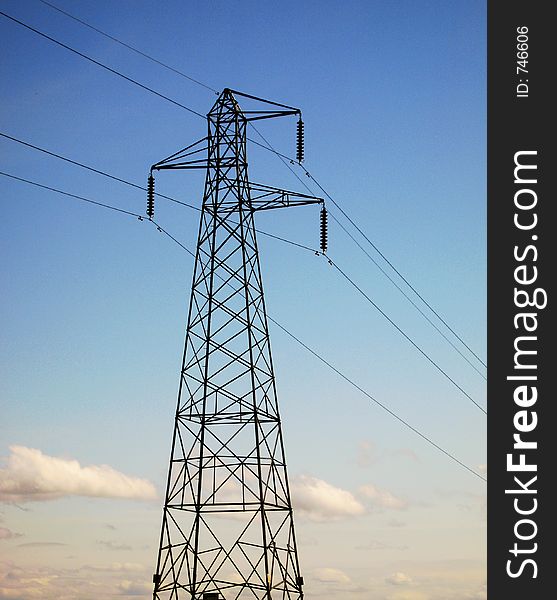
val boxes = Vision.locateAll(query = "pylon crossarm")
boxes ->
[153,160,209,170]
[248,182,322,211]
[151,136,209,171]
[225,89,300,122]
[240,110,299,122]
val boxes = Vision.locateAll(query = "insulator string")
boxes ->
[147,173,155,218]
[320,207,328,253]
[296,118,304,163]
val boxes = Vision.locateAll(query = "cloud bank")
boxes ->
[289,475,409,521]
[291,475,365,521]
[0,559,150,600]
[359,484,408,510]
[312,567,352,584]
[0,446,157,503]
[0,527,23,540]
[386,571,413,585]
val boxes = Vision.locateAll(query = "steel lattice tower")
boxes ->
[149,89,323,600]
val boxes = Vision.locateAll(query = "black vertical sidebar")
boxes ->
[488,1,555,598]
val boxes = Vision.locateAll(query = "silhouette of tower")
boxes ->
[149,89,323,600]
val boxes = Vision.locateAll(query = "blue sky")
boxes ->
[1,1,486,599]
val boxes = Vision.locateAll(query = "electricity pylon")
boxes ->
[149,89,324,600]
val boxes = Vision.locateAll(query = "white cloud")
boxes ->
[97,540,133,551]
[386,572,413,585]
[117,580,152,595]
[0,446,157,503]
[0,560,151,600]
[291,475,365,521]
[312,567,352,585]
[478,464,487,476]
[359,484,408,510]
[289,475,409,521]
[0,527,23,540]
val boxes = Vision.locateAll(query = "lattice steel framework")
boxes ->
[150,89,322,600]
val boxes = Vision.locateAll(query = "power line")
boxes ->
[0,9,286,153]
[37,0,219,95]
[0,131,317,254]
[1,169,485,483]
[0,132,198,210]
[253,229,317,253]
[2,12,486,413]
[248,122,487,371]
[0,170,143,218]
[0,10,204,118]
[2,7,486,378]
[305,170,488,369]
[327,210,486,380]
[254,115,488,369]
[328,257,486,414]
[7,125,483,414]
[247,125,485,412]
[2,7,486,373]
[269,317,485,483]
[2,130,483,410]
